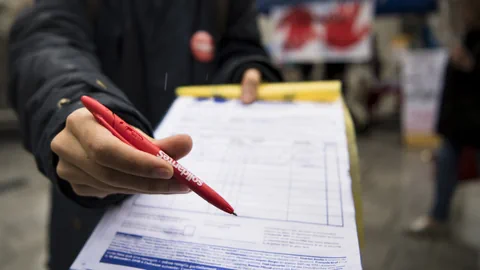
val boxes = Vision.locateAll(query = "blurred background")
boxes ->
[1,0,480,269]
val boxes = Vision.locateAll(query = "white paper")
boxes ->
[70,97,362,270]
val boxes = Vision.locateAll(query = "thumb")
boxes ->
[134,128,193,160]
[154,134,193,160]
[241,68,261,104]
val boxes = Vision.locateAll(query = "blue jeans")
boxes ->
[431,140,480,221]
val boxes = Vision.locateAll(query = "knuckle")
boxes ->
[72,185,88,196]
[95,193,108,199]
[133,179,148,192]
[66,108,92,131]
[124,159,145,175]
[51,130,70,155]
[50,135,62,154]
[72,185,106,198]
[65,111,81,130]
[140,179,163,193]
[56,161,70,179]
[99,169,133,191]
[146,180,160,192]
[92,190,109,199]
[87,140,111,162]
[101,168,117,183]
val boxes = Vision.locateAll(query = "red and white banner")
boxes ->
[269,1,374,63]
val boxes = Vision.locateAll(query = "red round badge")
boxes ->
[190,31,215,62]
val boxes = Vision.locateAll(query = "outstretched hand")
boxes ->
[51,107,193,198]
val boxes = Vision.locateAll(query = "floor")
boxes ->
[357,130,480,270]
[0,133,49,269]
[0,129,479,270]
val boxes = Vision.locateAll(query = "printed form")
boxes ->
[70,97,362,270]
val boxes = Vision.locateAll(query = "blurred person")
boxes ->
[296,62,348,83]
[7,0,283,269]
[332,35,381,134]
[407,0,480,236]
[298,63,314,81]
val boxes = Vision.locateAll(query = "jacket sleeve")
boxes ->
[212,0,283,84]
[7,0,153,208]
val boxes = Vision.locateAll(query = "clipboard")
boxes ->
[176,81,342,102]
[69,80,365,270]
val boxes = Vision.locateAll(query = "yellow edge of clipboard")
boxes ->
[176,81,341,102]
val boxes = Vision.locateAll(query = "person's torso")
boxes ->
[92,0,225,126]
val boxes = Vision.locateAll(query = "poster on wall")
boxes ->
[268,1,374,63]
[257,0,437,15]
[400,49,448,147]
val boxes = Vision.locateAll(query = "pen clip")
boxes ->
[93,113,134,147]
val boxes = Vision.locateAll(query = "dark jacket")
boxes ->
[437,29,480,147]
[7,0,282,269]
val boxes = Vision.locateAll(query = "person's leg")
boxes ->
[476,149,480,181]
[324,63,348,95]
[429,139,462,222]
[406,139,461,236]
[298,64,314,81]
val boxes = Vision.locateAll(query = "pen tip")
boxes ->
[232,212,238,216]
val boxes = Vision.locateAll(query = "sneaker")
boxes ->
[404,216,450,238]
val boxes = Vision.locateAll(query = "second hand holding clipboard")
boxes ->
[80,95,237,216]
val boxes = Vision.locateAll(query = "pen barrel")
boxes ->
[157,150,204,186]
[190,181,235,215]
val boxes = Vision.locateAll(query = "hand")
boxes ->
[240,68,262,104]
[451,44,474,72]
[51,107,193,199]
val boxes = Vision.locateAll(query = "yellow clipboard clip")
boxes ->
[176,81,341,102]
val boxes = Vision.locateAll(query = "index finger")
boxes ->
[70,114,174,179]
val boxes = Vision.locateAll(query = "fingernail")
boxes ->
[153,168,172,178]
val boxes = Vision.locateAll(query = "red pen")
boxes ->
[80,95,236,216]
